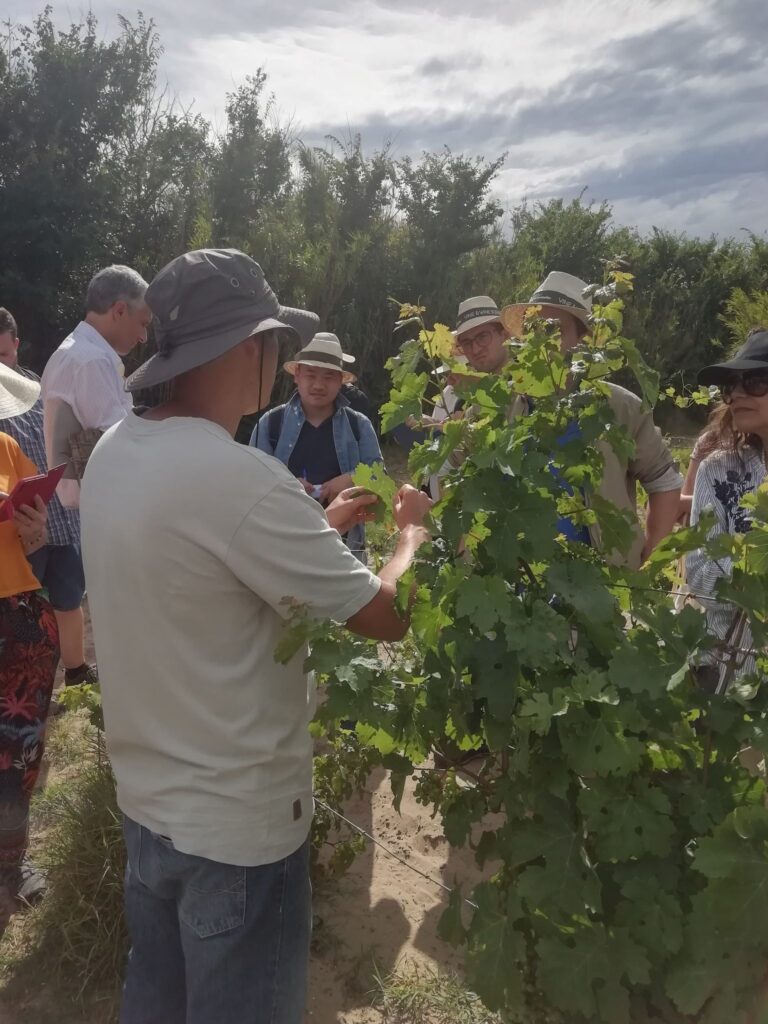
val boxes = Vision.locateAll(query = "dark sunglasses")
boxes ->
[721,371,768,401]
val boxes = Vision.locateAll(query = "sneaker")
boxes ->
[64,663,98,687]
[16,859,47,907]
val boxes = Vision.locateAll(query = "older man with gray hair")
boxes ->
[38,264,150,688]
[41,264,151,510]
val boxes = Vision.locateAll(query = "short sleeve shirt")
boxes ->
[41,321,133,509]
[80,413,381,866]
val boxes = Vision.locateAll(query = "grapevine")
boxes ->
[279,267,768,1023]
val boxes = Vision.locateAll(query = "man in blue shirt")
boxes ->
[251,333,382,560]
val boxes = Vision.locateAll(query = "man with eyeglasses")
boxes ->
[448,278,682,567]
[453,296,512,373]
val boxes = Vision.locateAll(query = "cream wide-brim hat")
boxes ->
[284,332,357,383]
[0,362,40,418]
[501,272,592,339]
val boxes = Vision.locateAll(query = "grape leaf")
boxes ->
[469,636,519,720]
[420,322,455,361]
[517,689,569,735]
[380,371,429,432]
[615,874,683,958]
[547,560,617,623]
[622,336,659,407]
[560,710,645,777]
[536,927,649,1024]
[505,599,574,669]
[455,574,509,633]
[465,883,527,1012]
[691,805,768,940]
[579,779,675,860]
[352,461,397,509]
[438,885,467,947]
[516,854,602,918]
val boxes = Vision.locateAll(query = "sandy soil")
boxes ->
[306,766,483,1022]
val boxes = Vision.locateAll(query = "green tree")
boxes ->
[394,149,504,321]
[620,229,765,384]
[113,93,212,280]
[720,286,768,352]
[210,72,292,249]
[248,135,401,404]
[0,11,210,367]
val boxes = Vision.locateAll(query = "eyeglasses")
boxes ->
[457,328,497,351]
[721,372,768,402]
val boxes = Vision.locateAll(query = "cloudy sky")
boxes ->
[8,0,768,238]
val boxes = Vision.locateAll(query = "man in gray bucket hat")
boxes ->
[80,249,431,1024]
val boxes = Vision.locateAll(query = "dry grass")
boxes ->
[0,713,123,1023]
[371,962,504,1024]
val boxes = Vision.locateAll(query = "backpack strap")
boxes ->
[344,407,361,443]
[268,405,285,450]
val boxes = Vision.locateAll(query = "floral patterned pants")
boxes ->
[0,591,59,921]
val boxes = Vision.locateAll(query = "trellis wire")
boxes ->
[315,797,478,911]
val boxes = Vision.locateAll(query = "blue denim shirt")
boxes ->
[250,392,382,560]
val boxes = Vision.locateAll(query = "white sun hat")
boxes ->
[454,295,503,337]
[0,361,40,419]
[501,272,592,339]
[284,332,357,382]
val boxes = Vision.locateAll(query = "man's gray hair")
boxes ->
[85,265,148,314]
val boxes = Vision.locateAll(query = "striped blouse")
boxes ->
[686,447,765,681]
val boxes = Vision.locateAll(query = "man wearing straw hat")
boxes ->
[453,294,513,374]
[501,271,682,566]
[80,248,431,1024]
[251,332,382,560]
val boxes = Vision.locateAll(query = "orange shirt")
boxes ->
[0,432,43,598]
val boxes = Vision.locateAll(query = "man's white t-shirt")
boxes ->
[41,321,133,508]
[80,412,381,867]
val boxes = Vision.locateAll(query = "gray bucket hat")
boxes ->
[126,248,319,393]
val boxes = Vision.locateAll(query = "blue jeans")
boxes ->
[121,816,311,1024]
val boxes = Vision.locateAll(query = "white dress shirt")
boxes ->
[41,321,133,508]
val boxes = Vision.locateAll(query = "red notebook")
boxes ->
[0,464,67,523]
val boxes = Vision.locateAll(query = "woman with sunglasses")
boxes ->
[686,328,768,684]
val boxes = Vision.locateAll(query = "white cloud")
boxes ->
[4,0,766,238]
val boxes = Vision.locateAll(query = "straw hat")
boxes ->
[284,333,356,383]
[454,296,503,337]
[501,272,591,339]
[0,361,40,418]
